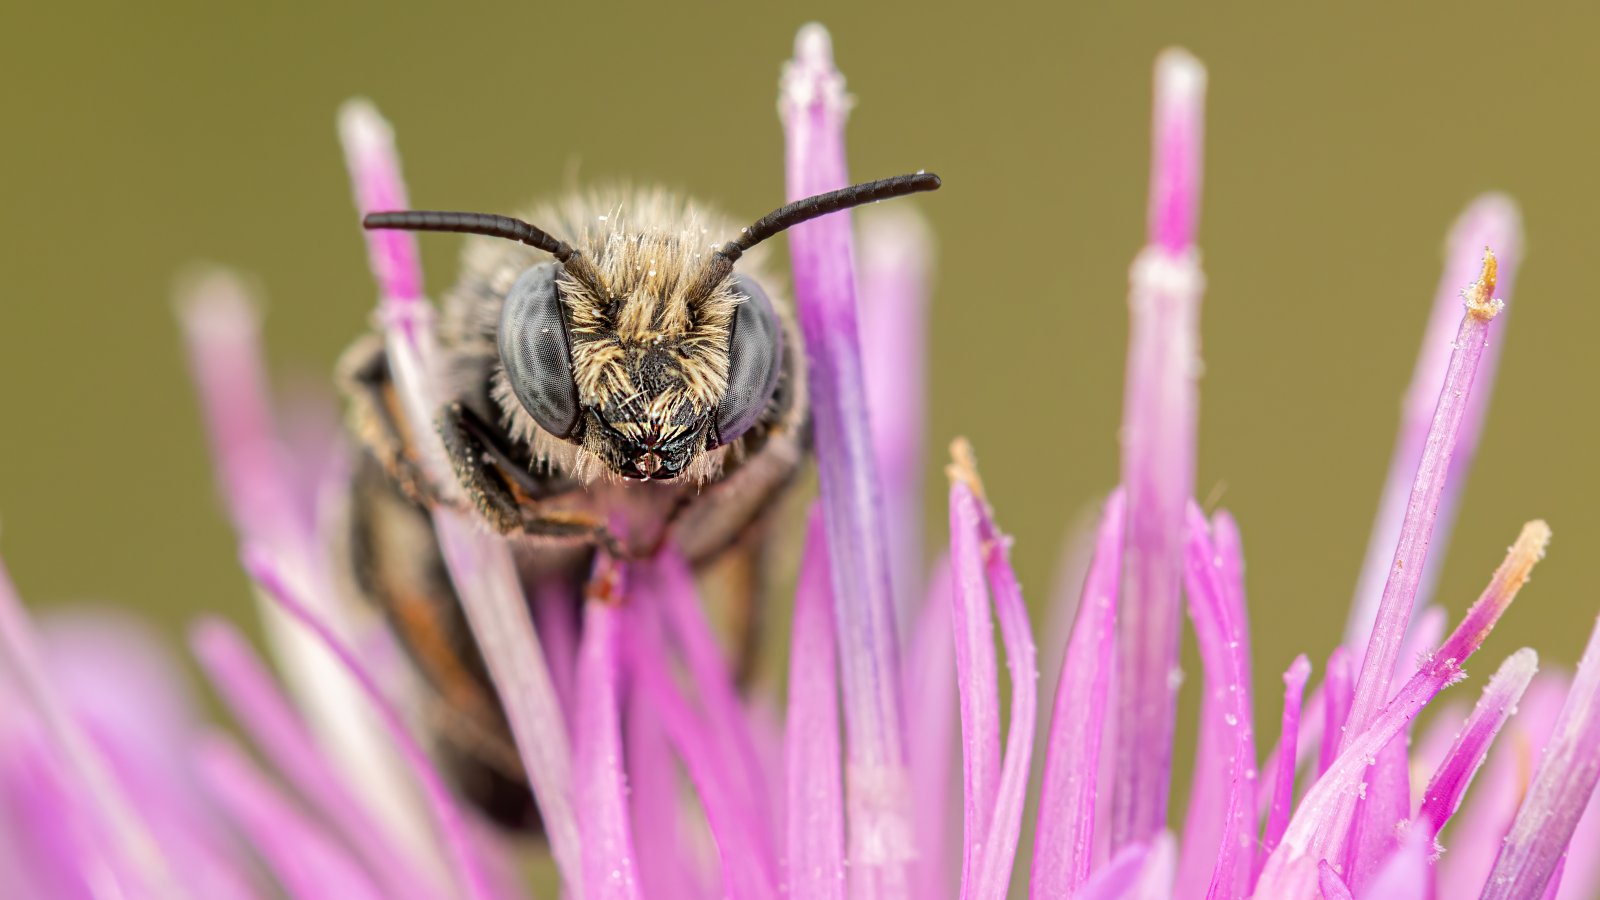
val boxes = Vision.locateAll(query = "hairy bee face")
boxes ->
[497,255,785,483]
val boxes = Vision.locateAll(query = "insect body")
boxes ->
[339,174,938,827]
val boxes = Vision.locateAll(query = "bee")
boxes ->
[338,173,940,827]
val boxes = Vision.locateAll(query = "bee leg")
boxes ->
[336,335,432,503]
[436,401,528,535]
[438,402,622,550]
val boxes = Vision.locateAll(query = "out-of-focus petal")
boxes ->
[191,617,443,898]
[1360,824,1429,899]
[1076,842,1149,900]
[1112,47,1207,850]
[907,554,957,899]
[1128,831,1177,900]
[1554,794,1600,900]
[786,513,846,900]
[244,548,495,900]
[178,268,431,859]
[0,559,173,896]
[1032,491,1126,897]
[859,207,935,623]
[198,735,385,900]
[1483,615,1600,898]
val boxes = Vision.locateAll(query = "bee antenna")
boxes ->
[362,211,604,293]
[687,172,941,301]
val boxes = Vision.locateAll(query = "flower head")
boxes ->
[3,22,1600,900]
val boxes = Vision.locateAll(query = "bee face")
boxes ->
[497,245,785,483]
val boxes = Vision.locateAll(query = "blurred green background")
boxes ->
[3,0,1596,762]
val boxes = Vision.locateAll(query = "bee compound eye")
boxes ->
[498,263,583,439]
[712,275,784,447]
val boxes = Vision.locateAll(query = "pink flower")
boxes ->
[2,22,1598,900]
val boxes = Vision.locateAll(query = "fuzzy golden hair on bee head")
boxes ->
[558,198,743,416]
[472,188,774,486]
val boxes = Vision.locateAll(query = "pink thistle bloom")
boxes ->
[4,22,1600,900]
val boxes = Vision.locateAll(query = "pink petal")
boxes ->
[1032,491,1126,897]
[1128,831,1178,900]
[1435,673,1566,898]
[1361,824,1430,899]
[1554,792,1600,900]
[1406,698,1466,813]
[1111,47,1208,849]
[574,575,640,900]
[177,269,307,552]
[1076,841,1150,900]
[626,573,776,897]
[907,553,958,899]
[243,548,495,900]
[191,617,442,899]
[339,98,582,890]
[780,25,913,885]
[198,735,384,900]
[1344,196,1523,654]
[948,481,1002,894]
[947,447,1038,899]
[1257,654,1312,882]
[178,267,430,861]
[0,558,172,895]
[1176,503,1254,900]
[337,99,423,303]
[1344,252,1508,747]
[1258,522,1549,895]
[1418,648,1538,841]
[973,497,1039,897]
[1147,50,1206,253]
[1343,733,1409,891]
[859,208,935,622]
[625,682,700,899]
[1317,860,1354,900]
[649,550,776,852]
[1482,615,1600,898]
[529,577,581,730]
[1320,648,1354,776]
[786,513,846,899]
[1345,608,1447,888]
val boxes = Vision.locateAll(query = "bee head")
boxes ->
[363,172,939,481]
[490,256,782,481]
